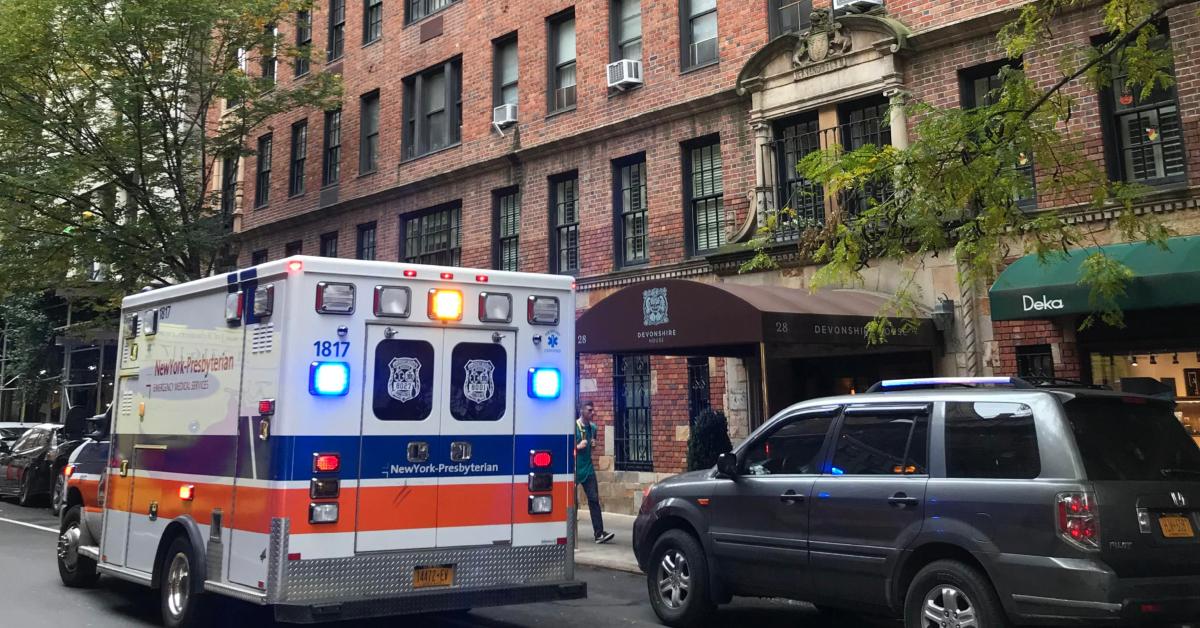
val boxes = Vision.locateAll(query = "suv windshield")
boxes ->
[1063,396,1200,481]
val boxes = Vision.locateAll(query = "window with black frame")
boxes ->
[1102,29,1185,185]
[360,92,379,174]
[770,0,811,37]
[403,58,462,159]
[681,0,717,70]
[550,173,579,274]
[261,24,277,85]
[295,11,312,76]
[615,155,648,267]
[220,155,238,214]
[285,240,302,256]
[548,11,576,112]
[364,0,383,44]
[686,137,725,254]
[289,120,307,196]
[839,98,893,218]
[322,109,341,186]
[773,113,823,232]
[1016,344,1055,379]
[328,0,346,61]
[320,231,339,257]
[403,204,461,266]
[407,0,456,23]
[960,60,1036,209]
[612,0,642,62]
[615,354,652,471]
[494,36,518,108]
[356,222,377,260]
[494,188,520,271]
[251,249,268,265]
[255,134,271,208]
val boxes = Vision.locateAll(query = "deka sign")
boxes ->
[1022,294,1065,312]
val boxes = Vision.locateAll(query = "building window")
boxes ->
[494,36,518,108]
[550,173,579,274]
[356,222,377,260]
[322,109,341,186]
[687,356,711,424]
[289,120,307,196]
[320,232,339,257]
[494,188,520,271]
[685,137,725,254]
[960,60,1036,209]
[261,24,277,84]
[285,240,303,256]
[681,0,717,70]
[403,58,462,160]
[251,249,268,265]
[255,134,272,208]
[364,0,383,44]
[614,354,653,471]
[220,156,238,214]
[839,97,894,217]
[548,11,576,112]
[360,92,380,174]
[328,0,346,61]
[1016,344,1055,380]
[772,113,823,235]
[612,0,642,62]
[407,0,457,23]
[614,154,648,267]
[295,11,312,76]
[1102,30,1185,185]
[402,204,462,266]
[769,0,811,37]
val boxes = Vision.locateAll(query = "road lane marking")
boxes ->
[0,516,58,533]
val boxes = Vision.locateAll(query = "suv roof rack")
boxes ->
[865,377,1036,393]
[1019,376,1111,390]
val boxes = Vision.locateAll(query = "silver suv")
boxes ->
[633,377,1200,627]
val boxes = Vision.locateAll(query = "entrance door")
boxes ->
[355,325,516,551]
[436,328,516,547]
[807,404,930,608]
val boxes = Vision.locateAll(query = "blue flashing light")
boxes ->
[880,376,1013,388]
[528,367,562,399]
[831,466,845,476]
[309,361,350,396]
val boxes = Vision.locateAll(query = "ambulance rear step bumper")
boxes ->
[272,580,587,624]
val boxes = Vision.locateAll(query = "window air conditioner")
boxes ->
[833,0,883,13]
[493,104,518,128]
[606,59,643,90]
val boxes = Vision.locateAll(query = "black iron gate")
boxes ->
[687,357,711,424]
[614,355,653,471]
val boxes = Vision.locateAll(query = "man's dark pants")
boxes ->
[578,475,604,539]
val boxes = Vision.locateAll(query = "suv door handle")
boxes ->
[780,490,805,504]
[888,493,919,508]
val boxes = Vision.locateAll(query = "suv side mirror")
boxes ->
[716,452,739,478]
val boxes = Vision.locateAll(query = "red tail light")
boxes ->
[63,464,75,478]
[179,484,195,501]
[530,450,552,469]
[1057,492,1100,551]
[258,399,275,415]
[313,453,341,473]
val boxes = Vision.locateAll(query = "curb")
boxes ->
[574,552,643,575]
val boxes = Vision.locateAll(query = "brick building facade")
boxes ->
[229,0,1200,512]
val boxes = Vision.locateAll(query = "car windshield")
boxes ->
[0,428,25,439]
[1063,396,1200,481]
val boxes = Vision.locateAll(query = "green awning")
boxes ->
[989,235,1200,321]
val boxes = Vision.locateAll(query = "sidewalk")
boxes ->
[573,508,642,574]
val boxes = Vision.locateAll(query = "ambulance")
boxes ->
[55,257,585,626]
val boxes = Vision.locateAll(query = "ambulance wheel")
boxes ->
[647,530,714,627]
[160,536,208,628]
[57,505,99,588]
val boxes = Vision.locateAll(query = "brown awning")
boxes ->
[576,279,935,354]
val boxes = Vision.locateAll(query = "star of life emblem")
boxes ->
[387,357,421,403]
[463,359,495,404]
[642,287,669,326]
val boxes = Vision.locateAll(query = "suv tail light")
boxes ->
[1057,492,1100,551]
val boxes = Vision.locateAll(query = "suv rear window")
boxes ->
[945,402,1039,479]
[1063,396,1200,481]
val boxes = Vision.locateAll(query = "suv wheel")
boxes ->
[646,530,714,627]
[904,560,1008,628]
[57,505,100,587]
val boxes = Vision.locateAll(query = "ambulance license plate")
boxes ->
[413,565,455,588]
[1160,515,1195,538]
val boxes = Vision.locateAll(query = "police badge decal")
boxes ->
[463,359,495,403]
[387,357,421,402]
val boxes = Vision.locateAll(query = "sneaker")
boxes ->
[595,531,615,544]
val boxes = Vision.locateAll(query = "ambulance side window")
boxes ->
[373,339,435,421]
[450,343,507,422]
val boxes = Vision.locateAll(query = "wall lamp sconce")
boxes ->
[931,297,955,332]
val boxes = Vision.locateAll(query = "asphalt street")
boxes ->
[0,499,894,628]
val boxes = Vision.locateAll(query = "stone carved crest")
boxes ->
[793,11,851,68]
[642,287,669,326]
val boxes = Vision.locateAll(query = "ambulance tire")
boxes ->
[57,506,100,588]
[647,530,715,628]
[159,536,209,628]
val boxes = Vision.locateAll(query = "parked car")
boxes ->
[0,422,33,451]
[0,423,62,506]
[53,407,110,516]
[633,377,1200,628]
